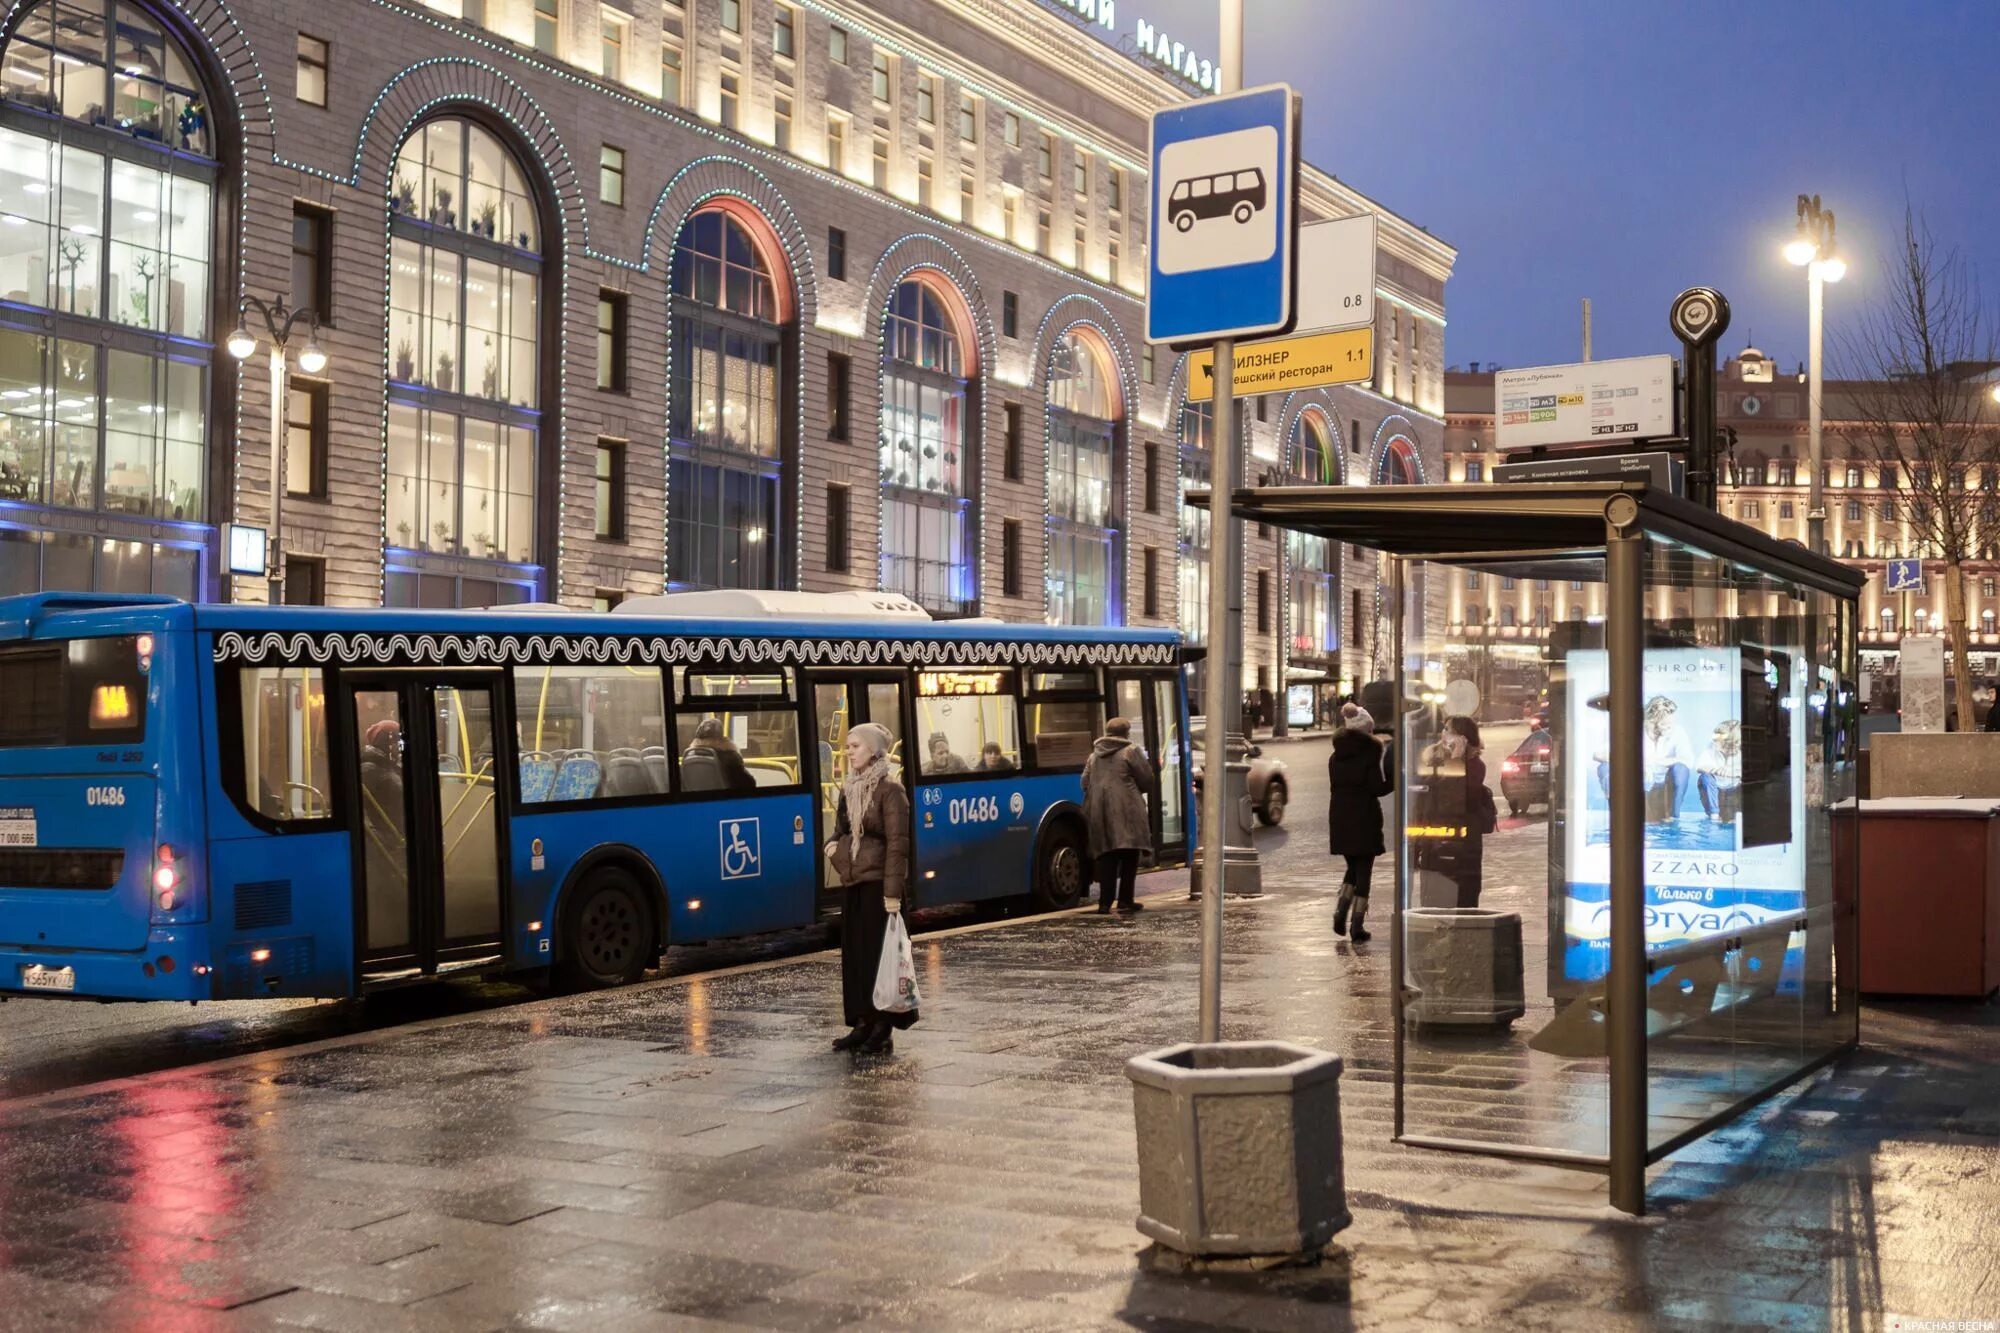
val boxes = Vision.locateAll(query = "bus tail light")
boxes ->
[149,844,199,924]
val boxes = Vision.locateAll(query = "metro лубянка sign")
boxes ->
[1146,84,1298,346]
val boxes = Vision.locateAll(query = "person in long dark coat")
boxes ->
[1329,705,1391,941]
[824,722,916,1055]
[1082,717,1157,914]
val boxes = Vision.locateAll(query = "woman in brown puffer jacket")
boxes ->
[825,722,917,1055]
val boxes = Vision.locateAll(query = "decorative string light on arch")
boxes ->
[368,97,572,605]
[653,170,820,592]
[1035,295,1139,625]
[0,0,273,596]
[269,5,1138,307]
[865,240,996,607]
[1371,414,1430,485]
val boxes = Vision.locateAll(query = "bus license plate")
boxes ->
[20,964,75,992]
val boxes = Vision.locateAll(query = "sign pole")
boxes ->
[1197,0,1246,1046]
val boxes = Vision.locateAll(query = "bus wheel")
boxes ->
[1233,201,1254,223]
[556,868,656,990]
[1033,823,1088,911]
[1174,211,1194,233]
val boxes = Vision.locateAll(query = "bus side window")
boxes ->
[238,667,333,822]
[916,672,1020,775]
[514,664,668,803]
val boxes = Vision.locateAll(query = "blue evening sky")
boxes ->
[1104,0,2000,374]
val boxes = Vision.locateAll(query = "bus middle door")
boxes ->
[342,673,510,987]
[805,671,911,916]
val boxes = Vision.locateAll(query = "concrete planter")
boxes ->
[1125,1041,1350,1256]
[1405,907,1526,1027]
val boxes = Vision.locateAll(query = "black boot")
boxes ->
[1333,884,1356,936]
[857,1019,894,1054]
[1349,895,1372,944]
[831,1025,867,1051]
[1096,896,1113,914]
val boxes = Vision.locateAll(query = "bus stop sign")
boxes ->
[1146,84,1298,347]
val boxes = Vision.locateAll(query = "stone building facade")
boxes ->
[0,0,1453,694]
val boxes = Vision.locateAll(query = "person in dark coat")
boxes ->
[1329,705,1391,941]
[824,722,917,1055]
[1420,715,1495,909]
[1082,717,1157,914]
[687,717,756,791]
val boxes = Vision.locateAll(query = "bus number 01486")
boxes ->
[948,796,1000,825]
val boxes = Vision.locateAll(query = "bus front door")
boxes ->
[1108,671,1190,866]
[344,676,509,987]
[805,671,911,915]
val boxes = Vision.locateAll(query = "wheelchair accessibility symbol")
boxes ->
[720,818,761,880]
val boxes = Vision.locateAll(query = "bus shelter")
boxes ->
[1191,482,1863,1213]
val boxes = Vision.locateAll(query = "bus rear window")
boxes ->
[0,637,148,747]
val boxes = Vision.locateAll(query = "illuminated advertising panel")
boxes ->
[1557,645,1807,986]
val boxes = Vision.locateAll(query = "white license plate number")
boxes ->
[20,964,75,992]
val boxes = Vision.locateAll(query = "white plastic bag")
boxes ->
[872,913,921,1014]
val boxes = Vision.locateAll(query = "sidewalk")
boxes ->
[1,877,1996,1330]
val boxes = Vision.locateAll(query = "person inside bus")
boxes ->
[975,741,1015,772]
[925,732,971,775]
[825,722,917,1055]
[358,719,408,900]
[683,717,755,792]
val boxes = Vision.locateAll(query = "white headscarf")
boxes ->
[842,722,896,859]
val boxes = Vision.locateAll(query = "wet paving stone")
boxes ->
[3,754,2000,1327]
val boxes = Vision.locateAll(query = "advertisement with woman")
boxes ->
[1558,645,1805,987]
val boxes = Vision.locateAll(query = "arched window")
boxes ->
[385,118,544,607]
[0,0,218,595]
[880,275,973,614]
[669,206,789,590]
[1287,409,1337,658]
[1375,434,1420,486]
[1045,326,1121,625]
[1177,399,1214,646]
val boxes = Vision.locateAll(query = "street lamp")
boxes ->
[227,296,327,604]
[1785,193,1842,555]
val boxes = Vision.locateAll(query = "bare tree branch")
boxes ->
[1835,206,2000,725]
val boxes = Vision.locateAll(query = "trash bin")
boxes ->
[1126,1041,1349,1257]
[1404,908,1526,1027]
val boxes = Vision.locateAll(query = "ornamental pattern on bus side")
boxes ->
[210,631,1177,670]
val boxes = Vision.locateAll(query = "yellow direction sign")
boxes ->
[1186,327,1373,402]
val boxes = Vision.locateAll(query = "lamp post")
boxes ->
[1785,194,1844,555]
[227,296,327,605]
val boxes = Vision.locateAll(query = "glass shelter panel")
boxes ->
[1395,556,1611,1161]
[1629,535,1860,1153]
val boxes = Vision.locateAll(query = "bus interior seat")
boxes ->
[520,753,558,803]
[680,751,724,791]
[551,753,602,802]
[640,747,670,791]
[603,752,651,797]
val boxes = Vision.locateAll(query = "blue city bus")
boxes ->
[0,590,1190,1001]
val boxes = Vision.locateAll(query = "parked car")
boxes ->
[1499,728,1553,816]
[1189,717,1291,826]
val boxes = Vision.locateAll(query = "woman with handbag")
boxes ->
[824,722,918,1055]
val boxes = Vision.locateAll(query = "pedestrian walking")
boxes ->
[824,722,917,1055]
[1329,704,1390,941]
[1083,716,1157,914]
